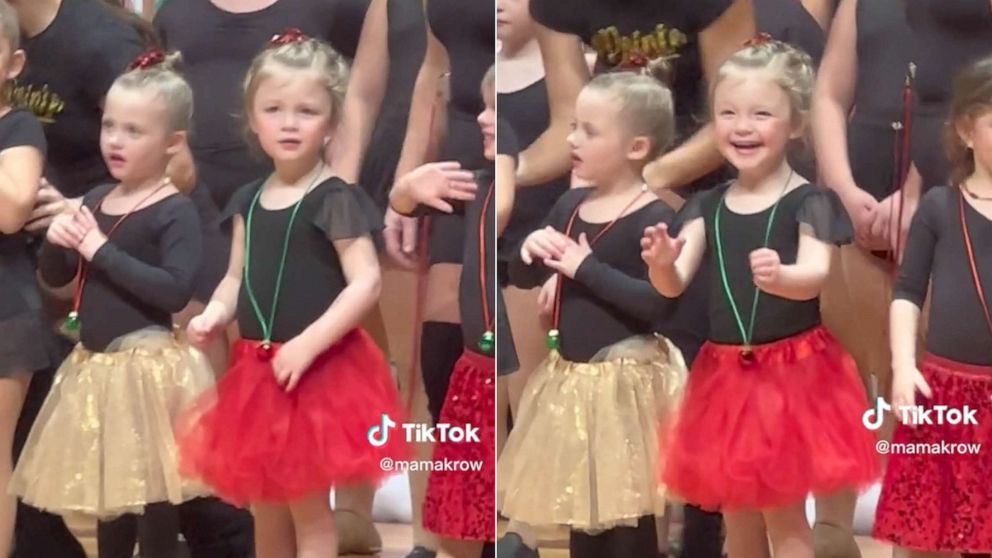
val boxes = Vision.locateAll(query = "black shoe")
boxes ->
[405,546,437,558]
[497,533,539,558]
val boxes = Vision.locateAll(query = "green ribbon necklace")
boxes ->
[243,163,324,360]
[713,170,792,364]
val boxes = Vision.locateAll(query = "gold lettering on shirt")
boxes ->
[10,82,65,125]
[591,24,688,69]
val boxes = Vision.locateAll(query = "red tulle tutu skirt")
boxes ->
[663,326,880,511]
[176,329,408,506]
[873,354,992,552]
[423,350,495,541]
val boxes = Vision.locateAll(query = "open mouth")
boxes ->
[107,153,126,165]
[730,140,763,155]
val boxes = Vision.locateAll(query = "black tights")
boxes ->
[683,505,724,558]
[569,515,658,558]
[421,321,464,424]
[97,503,179,558]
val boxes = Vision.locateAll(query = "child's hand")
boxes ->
[537,274,558,317]
[75,207,107,261]
[640,223,684,268]
[544,233,592,280]
[272,335,320,392]
[891,364,933,426]
[520,226,571,265]
[46,211,88,249]
[187,305,227,350]
[750,248,781,291]
[401,162,478,213]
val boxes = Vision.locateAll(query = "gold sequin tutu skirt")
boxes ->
[497,335,687,531]
[10,328,213,519]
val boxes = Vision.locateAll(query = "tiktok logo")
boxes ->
[862,398,890,431]
[367,413,397,447]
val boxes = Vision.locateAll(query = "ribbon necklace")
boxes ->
[243,163,325,360]
[547,185,647,351]
[476,183,495,355]
[958,186,992,344]
[61,179,173,339]
[713,170,793,365]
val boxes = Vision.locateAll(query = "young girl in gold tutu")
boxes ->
[497,72,689,558]
[9,49,213,557]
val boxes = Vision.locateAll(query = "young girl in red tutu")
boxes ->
[390,66,507,558]
[642,38,880,558]
[9,49,213,557]
[498,72,690,558]
[176,30,407,558]
[872,56,992,555]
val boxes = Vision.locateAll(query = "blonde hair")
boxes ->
[482,64,495,95]
[0,1,19,50]
[109,52,193,133]
[712,39,815,132]
[946,55,992,186]
[243,37,349,129]
[583,72,675,161]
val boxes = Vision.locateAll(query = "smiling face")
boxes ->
[248,68,334,166]
[712,71,803,177]
[100,87,182,183]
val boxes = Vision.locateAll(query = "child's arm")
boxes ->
[0,145,44,234]
[643,217,707,297]
[187,217,244,348]
[273,235,381,391]
[545,233,675,322]
[750,231,832,301]
[299,236,381,351]
[889,192,939,412]
[389,162,477,216]
[75,202,201,313]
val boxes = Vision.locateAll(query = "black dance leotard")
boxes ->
[508,188,700,363]
[0,110,56,376]
[896,187,992,366]
[680,183,852,345]
[38,185,203,352]
[155,0,370,208]
[222,178,382,343]
[498,78,570,286]
[847,0,913,202]
[906,0,992,190]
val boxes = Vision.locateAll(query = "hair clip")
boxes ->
[270,28,308,48]
[744,32,774,47]
[128,47,166,71]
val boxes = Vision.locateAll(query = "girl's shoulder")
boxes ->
[310,176,384,242]
[791,183,853,245]
[676,182,731,225]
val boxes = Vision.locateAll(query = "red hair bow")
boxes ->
[270,28,308,48]
[744,32,774,47]
[128,47,166,71]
